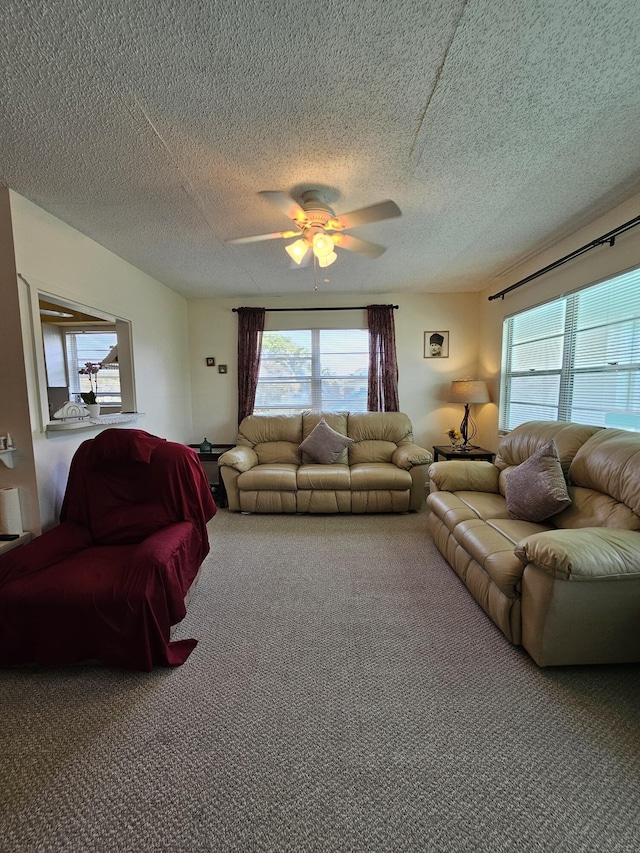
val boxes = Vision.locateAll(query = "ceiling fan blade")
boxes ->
[259,191,306,223]
[334,199,402,230]
[226,229,301,244]
[334,233,387,259]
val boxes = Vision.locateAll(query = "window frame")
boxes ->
[26,285,137,431]
[64,328,122,405]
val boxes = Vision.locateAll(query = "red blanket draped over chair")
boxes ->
[0,429,217,671]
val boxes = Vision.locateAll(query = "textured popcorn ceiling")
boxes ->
[2,0,640,299]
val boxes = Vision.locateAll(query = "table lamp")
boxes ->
[449,379,490,449]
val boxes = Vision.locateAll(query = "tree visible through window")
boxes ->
[500,266,640,431]
[254,329,369,415]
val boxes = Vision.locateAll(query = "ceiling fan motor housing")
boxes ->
[299,190,336,228]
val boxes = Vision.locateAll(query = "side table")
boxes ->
[0,532,32,556]
[432,445,496,463]
[188,444,235,508]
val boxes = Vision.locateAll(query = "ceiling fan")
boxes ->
[226,190,402,268]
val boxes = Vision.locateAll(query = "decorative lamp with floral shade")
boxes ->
[448,379,490,450]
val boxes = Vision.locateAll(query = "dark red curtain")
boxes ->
[367,304,399,412]
[237,307,265,424]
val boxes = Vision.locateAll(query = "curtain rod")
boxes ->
[488,214,640,301]
[232,305,399,313]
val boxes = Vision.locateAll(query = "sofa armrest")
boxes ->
[0,521,93,585]
[515,528,640,580]
[428,460,500,493]
[218,446,258,473]
[134,521,194,563]
[392,443,432,470]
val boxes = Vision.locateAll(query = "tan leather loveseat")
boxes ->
[427,420,640,666]
[219,411,432,514]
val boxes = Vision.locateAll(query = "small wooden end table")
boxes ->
[188,444,235,507]
[432,445,496,463]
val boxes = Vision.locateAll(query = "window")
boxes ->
[500,266,640,431]
[34,291,136,427]
[65,330,121,405]
[254,329,369,415]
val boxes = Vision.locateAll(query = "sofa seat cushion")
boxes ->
[237,463,298,491]
[427,492,481,531]
[350,462,412,491]
[456,491,511,521]
[487,518,553,546]
[297,464,351,490]
[453,519,527,597]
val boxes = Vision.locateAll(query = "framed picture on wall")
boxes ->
[424,330,449,358]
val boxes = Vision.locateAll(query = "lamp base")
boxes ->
[459,403,478,447]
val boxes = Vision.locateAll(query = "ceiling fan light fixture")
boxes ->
[317,251,337,268]
[312,231,335,259]
[285,239,310,264]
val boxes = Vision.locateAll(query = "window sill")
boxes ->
[46,413,142,435]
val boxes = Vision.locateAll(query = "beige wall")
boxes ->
[5,186,640,532]
[188,192,640,456]
[0,190,41,533]
[187,290,483,452]
[6,191,194,530]
[477,191,640,451]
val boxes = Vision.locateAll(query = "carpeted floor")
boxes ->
[1,508,639,852]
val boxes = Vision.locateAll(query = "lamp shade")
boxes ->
[449,379,490,404]
[317,251,337,268]
[285,239,310,264]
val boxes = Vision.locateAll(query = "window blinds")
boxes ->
[501,266,640,431]
[255,329,369,415]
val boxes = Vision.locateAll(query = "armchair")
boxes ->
[0,429,216,670]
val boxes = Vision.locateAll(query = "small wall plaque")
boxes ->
[206,357,215,366]
[218,364,227,374]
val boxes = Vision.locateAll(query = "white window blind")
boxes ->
[254,329,369,415]
[501,266,640,431]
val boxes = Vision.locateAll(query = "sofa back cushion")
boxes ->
[496,420,602,495]
[347,412,414,465]
[237,414,302,465]
[565,428,640,523]
[234,411,418,467]
[553,487,640,530]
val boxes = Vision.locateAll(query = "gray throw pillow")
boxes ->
[299,418,354,464]
[505,440,572,522]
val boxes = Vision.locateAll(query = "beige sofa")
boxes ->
[426,421,640,666]
[219,411,432,514]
